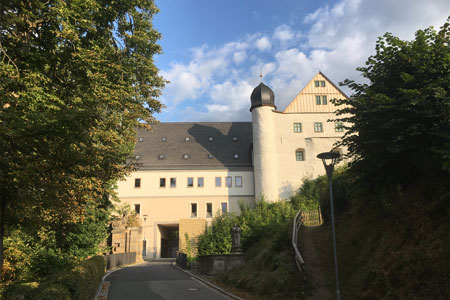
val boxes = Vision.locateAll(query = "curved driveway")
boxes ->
[107,260,231,300]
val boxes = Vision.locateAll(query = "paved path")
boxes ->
[107,260,231,300]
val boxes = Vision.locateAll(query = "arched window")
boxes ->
[295,148,305,161]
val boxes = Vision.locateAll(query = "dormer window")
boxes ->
[161,137,167,142]
[185,137,190,142]
[183,154,190,160]
[135,155,140,160]
[138,137,144,142]
[208,136,213,142]
[234,153,239,159]
[232,136,238,141]
[159,154,165,160]
[208,154,213,159]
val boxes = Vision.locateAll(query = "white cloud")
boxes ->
[233,51,247,64]
[255,36,271,51]
[159,0,450,121]
[273,25,294,42]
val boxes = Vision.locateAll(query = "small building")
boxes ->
[115,72,349,258]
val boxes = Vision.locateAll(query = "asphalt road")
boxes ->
[107,260,231,300]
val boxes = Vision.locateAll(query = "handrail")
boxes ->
[292,210,305,273]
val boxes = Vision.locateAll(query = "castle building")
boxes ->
[115,72,348,258]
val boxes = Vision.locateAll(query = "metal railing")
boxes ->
[292,210,305,273]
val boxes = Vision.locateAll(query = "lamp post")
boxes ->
[143,215,147,257]
[317,151,341,300]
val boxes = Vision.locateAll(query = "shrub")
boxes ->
[34,284,71,300]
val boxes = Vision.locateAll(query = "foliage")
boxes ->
[3,255,105,300]
[334,18,450,191]
[198,213,238,256]
[0,0,165,285]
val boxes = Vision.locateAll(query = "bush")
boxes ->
[2,255,105,300]
[34,284,71,300]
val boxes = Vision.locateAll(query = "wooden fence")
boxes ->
[301,207,323,226]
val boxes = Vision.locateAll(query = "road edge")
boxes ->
[171,262,245,300]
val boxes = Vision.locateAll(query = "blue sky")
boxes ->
[153,0,449,122]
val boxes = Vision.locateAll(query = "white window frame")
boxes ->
[314,122,323,132]
[235,176,243,187]
[206,202,213,218]
[190,202,198,219]
[221,202,228,213]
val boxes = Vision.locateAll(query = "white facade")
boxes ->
[115,71,348,258]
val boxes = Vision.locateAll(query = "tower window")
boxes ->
[296,149,305,161]
[314,122,323,132]
[335,122,344,132]
[293,122,302,133]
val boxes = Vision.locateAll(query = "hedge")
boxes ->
[3,255,105,300]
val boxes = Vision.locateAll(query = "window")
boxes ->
[335,122,344,132]
[322,95,327,105]
[170,178,176,188]
[321,81,326,87]
[183,154,190,160]
[134,178,141,188]
[221,202,228,213]
[191,203,197,218]
[234,153,239,159]
[314,80,320,87]
[206,203,213,218]
[159,154,165,160]
[134,204,140,215]
[160,178,166,188]
[314,122,323,132]
[161,137,167,142]
[198,177,204,187]
[293,122,302,133]
[226,176,232,187]
[185,137,190,142]
[316,95,321,105]
[232,136,238,141]
[135,155,140,160]
[215,177,222,187]
[187,177,194,187]
[208,136,214,142]
[296,149,305,161]
[208,154,213,159]
[235,176,242,187]
[138,137,144,142]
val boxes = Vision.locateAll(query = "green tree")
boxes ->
[334,18,450,190]
[0,0,165,276]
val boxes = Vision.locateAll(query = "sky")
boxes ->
[152,0,449,122]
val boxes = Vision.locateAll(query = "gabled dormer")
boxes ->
[283,71,348,113]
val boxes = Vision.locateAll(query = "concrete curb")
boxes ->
[171,262,245,300]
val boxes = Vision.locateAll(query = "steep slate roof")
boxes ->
[133,122,253,170]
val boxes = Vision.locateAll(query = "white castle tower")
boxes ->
[250,82,279,202]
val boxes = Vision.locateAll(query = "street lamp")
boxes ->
[317,151,341,300]
[143,215,148,257]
